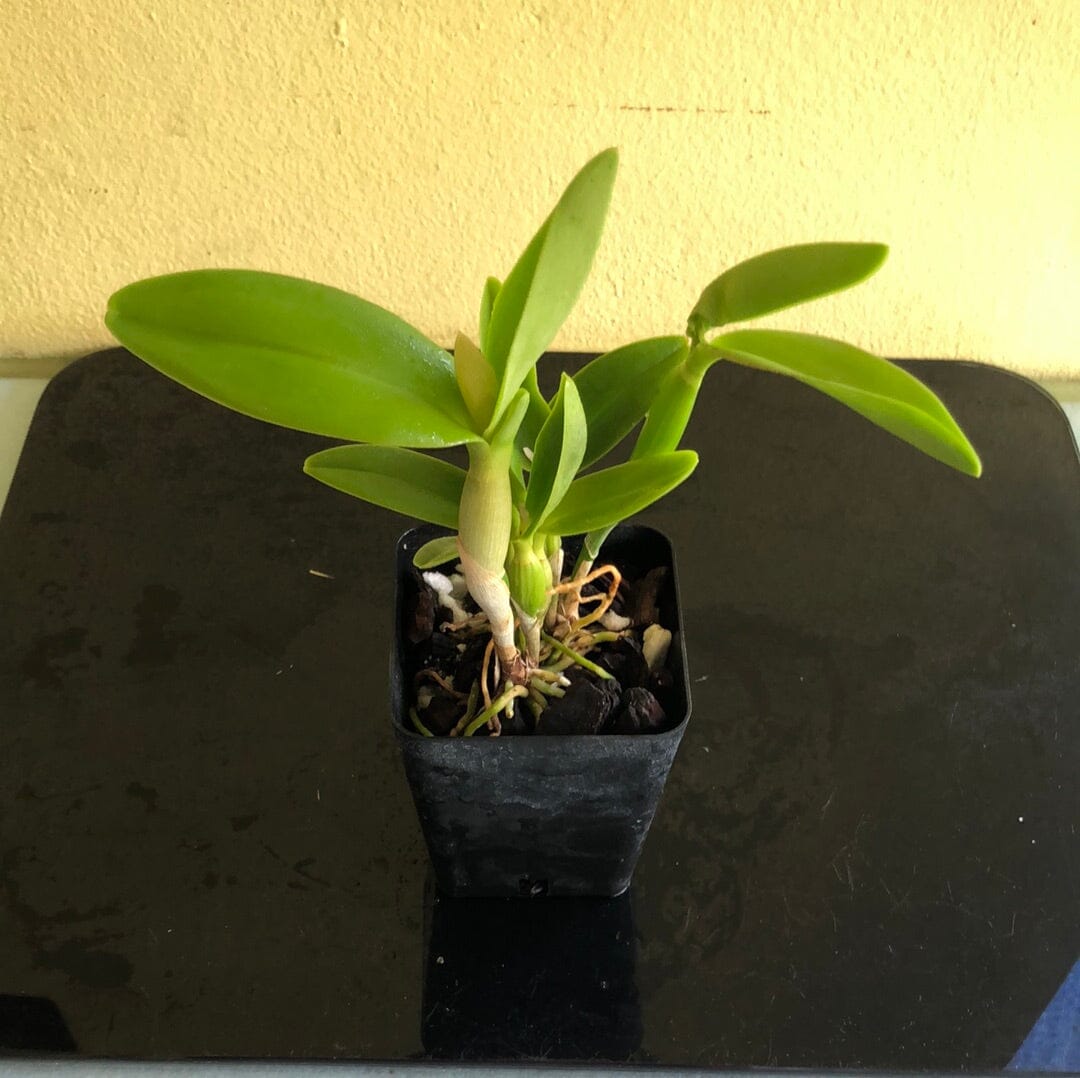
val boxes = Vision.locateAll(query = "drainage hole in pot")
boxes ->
[519,877,549,897]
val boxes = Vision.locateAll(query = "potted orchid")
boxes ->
[105,148,980,895]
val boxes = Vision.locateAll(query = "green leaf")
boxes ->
[630,358,706,459]
[453,332,497,431]
[479,276,500,355]
[688,243,888,338]
[413,534,460,570]
[574,336,689,467]
[106,269,480,449]
[488,388,531,451]
[711,329,982,476]
[525,373,587,532]
[543,451,699,535]
[510,465,527,511]
[303,445,465,527]
[485,148,618,420]
[511,368,552,471]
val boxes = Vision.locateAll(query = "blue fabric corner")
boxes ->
[1009,958,1080,1072]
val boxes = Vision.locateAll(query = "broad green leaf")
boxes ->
[525,373,587,533]
[479,276,500,355]
[574,336,689,467]
[711,329,982,476]
[543,451,699,536]
[303,445,465,527]
[688,243,888,339]
[106,270,479,448]
[453,332,497,431]
[485,148,618,420]
[413,534,460,570]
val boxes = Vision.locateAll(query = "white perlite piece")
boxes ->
[448,573,468,602]
[642,624,672,672]
[422,571,470,625]
[600,609,631,632]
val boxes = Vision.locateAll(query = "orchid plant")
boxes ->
[105,148,980,735]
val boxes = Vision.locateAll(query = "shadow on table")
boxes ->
[420,875,641,1061]
[0,993,77,1053]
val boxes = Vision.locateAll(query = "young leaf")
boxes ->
[413,534,460,570]
[510,465,527,511]
[303,445,465,527]
[453,332,497,432]
[524,373,587,533]
[511,368,552,470]
[488,388,531,451]
[573,336,689,467]
[106,270,480,448]
[687,243,888,340]
[542,451,699,536]
[485,148,618,421]
[479,276,500,355]
[711,329,982,476]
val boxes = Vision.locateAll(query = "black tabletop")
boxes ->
[1,349,1078,1069]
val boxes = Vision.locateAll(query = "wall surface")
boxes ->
[2,0,1077,377]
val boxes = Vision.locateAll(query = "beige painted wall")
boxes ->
[2,0,1077,378]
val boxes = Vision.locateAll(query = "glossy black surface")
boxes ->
[1,350,1078,1068]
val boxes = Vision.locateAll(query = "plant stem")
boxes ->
[456,392,532,684]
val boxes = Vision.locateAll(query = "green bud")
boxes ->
[506,537,551,619]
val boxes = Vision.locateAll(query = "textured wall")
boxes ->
[2,0,1077,377]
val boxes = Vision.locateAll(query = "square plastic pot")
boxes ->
[390,523,692,897]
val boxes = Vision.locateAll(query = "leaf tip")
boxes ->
[591,146,619,169]
[866,242,890,275]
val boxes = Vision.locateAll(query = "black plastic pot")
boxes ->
[391,523,692,897]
